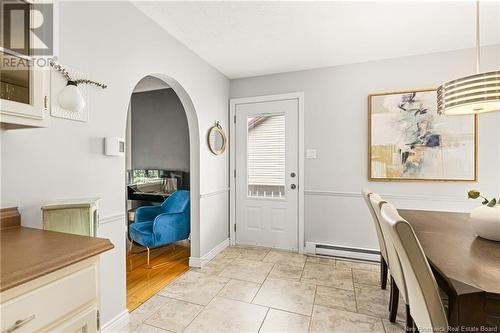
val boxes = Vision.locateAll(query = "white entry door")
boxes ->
[234,96,299,251]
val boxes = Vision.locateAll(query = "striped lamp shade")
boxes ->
[437,70,500,115]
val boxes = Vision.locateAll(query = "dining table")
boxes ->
[399,209,500,331]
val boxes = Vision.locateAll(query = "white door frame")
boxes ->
[229,92,305,253]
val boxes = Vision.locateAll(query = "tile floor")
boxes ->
[122,245,406,333]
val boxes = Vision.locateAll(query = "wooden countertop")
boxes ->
[0,227,114,292]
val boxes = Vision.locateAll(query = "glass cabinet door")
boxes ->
[1,1,31,105]
[0,0,50,127]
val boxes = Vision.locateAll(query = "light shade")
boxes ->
[58,81,85,112]
[437,71,500,115]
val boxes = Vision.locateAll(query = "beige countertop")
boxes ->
[0,227,114,292]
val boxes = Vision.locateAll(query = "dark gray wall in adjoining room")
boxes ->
[131,88,189,171]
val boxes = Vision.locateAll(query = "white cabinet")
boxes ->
[0,66,50,128]
[50,306,98,333]
[0,0,51,129]
[0,258,101,333]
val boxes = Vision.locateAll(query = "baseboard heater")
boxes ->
[305,242,380,263]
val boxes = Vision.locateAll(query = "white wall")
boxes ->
[0,1,229,326]
[230,45,500,251]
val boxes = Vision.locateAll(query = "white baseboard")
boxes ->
[306,241,380,262]
[304,242,316,255]
[188,256,203,267]
[101,309,129,333]
[189,238,229,268]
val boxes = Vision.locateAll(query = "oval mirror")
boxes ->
[208,122,227,155]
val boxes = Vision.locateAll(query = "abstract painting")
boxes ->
[369,89,476,181]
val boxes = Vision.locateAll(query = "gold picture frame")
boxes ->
[368,88,477,182]
[207,121,227,155]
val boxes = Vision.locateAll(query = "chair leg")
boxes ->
[146,247,151,268]
[381,257,388,290]
[389,288,392,311]
[405,304,413,332]
[389,277,399,322]
[128,240,133,254]
[412,318,419,333]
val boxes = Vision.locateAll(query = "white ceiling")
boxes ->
[133,1,500,79]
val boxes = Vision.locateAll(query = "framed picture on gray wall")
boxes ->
[368,89,477,181]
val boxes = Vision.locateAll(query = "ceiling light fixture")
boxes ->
[437,1,500,115]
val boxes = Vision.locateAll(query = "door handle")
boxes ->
[3,315,35,333]
[291,184,296,190]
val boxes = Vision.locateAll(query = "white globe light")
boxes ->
[58,81,85,112]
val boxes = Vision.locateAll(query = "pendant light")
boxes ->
[437,1,500,115]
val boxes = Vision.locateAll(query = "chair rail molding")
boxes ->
[199,188,229,199]
[304,190,471,204]
[100,213,126,225]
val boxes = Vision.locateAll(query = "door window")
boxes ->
[247,114,286,198]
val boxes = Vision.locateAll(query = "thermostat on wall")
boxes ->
[104,137,125,156]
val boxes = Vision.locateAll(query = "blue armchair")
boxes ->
[129,190,190,267]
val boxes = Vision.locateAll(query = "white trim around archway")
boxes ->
[125,73,201,262]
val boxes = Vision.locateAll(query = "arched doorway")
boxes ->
[124,74,200,310]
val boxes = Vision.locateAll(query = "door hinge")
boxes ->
[97,310,100,331]
[233,114,236,123]
[234,169,236,178]
[44,95,48,109]
[234,224,236,233]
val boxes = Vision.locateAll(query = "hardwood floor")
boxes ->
[126,241,190,311]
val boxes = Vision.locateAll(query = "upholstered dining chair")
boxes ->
[362,189,389,289]
[381,203,448,333]
[370,194,411,326]
[129,190,190,268]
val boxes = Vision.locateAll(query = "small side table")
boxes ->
[42,198,100,237]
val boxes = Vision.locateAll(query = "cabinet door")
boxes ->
[0,265,98,333]
[50,307,98,333]
[0,0,50,127]
[43,208,93,236]
[0,62,49,125]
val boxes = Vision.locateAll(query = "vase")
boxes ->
[470,205,500,241]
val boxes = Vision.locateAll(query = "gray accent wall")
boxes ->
[131,88,190,171]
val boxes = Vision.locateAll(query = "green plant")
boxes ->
[468,190,499,207]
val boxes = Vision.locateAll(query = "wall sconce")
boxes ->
[50,58,107,113]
